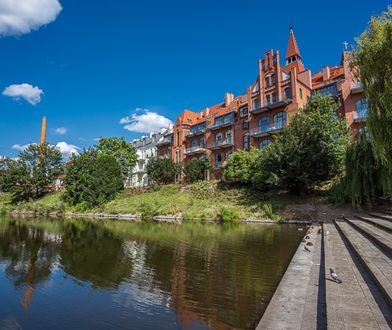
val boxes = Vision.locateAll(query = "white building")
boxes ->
[126,126,172,187]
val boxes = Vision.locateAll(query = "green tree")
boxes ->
[253,94,350,194]
[96,137,138,178]
[183,157,212,183]
[224,149,261,184]
[3,144,63,203]
[63,150,124,207]
[351,6,392,196]
[146,158,181,185]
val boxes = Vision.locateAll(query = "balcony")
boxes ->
[251,98,292,114]
[207,140,234,150]
[351,82,364,95]
[185,128,206,138]
[353,112,367,123]
[184,146,206,155]
[156,137,173,146]
[250,125,285,137]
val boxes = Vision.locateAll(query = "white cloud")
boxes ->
[12,143,31,151]
[0,0,63,36]
[120,108,173,133]
[55,142,80,158]
[3,83,43,105]
[55,127,67,135]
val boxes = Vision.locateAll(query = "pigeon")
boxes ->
[305,235,310,239]
[304,245,311,252]
[330,268,342,284]
[302,238,306,243]
[306,241,313,246]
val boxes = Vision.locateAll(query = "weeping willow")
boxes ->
[352,6,392,197]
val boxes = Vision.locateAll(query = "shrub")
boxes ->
[219,206,241,222]
[262,202,283,222]
[190,181,217,199]
[146,158,181,185]
[138,201,160,220]
[225,149,261,184]
[183,157,212,183]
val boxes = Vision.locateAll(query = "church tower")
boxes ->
[285,27,304,72]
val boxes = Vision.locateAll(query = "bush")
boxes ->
[225,149,261,184]
[183,157,212,183]
[262,202,282,222]
[190,181,217,199]
[138,201,160,220]
[146,158,181,185]
[219,206,241,222]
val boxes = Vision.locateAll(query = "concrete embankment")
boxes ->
[257,212,392,330]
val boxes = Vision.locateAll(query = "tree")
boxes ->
[63,150,124,207]
[2,144,63,203]
[224,149,261,184]
[96,137,138,178]
[146,158,181,185]
[252,94,350,194]
[351,6,392,196]
[183,157,212,183]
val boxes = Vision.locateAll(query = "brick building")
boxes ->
[157,29,367,180]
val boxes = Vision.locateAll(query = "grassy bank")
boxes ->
[0,182,331,221]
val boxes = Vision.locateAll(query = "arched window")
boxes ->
[356,98,368,118]
[258,116,270,133]
[225,130,232,144]
[199,137,205,148]
[284,87,291,99]
[191,139,197,148]
[272,92,277,103]
[216,133,223,146]
[260,139,270,149]
[274,112,286,129]
[243,134,249,150]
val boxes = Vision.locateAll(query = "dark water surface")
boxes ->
[0,217,306,330]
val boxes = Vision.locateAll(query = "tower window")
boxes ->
[284,87,291,99]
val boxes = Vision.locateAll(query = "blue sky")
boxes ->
[0,0,390,157]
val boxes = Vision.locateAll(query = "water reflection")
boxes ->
[0,217,305,330]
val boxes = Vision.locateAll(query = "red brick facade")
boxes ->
[157,29,366,179]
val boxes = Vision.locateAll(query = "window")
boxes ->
[265,77,270,88]
[272,92,277,103]
[199,137,205,148]
[225,130,232,144]
[284,87,291,99]
[216,153,222,163]
[216,133,223,146]
[243,134,249,150]
[258,116,270,132]
[299,88,303,99]
[316,83,338,97]
[260,139,270,149]
[253,99,260,110]
[356,98,368,118]
[266,95,271,105]
[190,122,206,134]
[191,139,197,148]
[271,74,276,85]
[274,112,287,129]
[243,120,249,130]
[240,107,248,117]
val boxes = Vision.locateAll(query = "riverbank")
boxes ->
[0,183,339,222]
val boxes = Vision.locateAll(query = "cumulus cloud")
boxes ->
[0,0,63,36]
[55,142,80,158]
[3,83,43,105]
[55,127,67,135]
[120,108,173,133]
[12,143,32,151]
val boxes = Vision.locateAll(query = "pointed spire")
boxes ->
[286,27,301,60]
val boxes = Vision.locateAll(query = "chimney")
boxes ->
[40,116,47,146]
[224,92,234,107]
[322,66,330,82]
[205,107,210,116]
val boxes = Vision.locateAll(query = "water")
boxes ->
[0,217,306,330]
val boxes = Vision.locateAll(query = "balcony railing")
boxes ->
[185,128,207,138]
[156,137,173,146]
[251,98,292,114]
[184,146,206,155]
[351,82,364,94]
[207,140,234,150]
[209,115,235,130]
[250,125,286,137]
[353,111,367,122]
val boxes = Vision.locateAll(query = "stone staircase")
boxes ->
[327,212,392,329]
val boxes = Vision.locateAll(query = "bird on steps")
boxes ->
[330,268,342,284]
[304,245,311,252]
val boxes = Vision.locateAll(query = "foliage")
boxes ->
[183,156,212,183]
[252,94,350,194]
[146,158,181,185]
[224,149,261,184]
[1,144,63,203]
[63,150,124,207]
[190,180,217,199]
[96,137,138,178]
[219,206,241,222]
[330,135,391,208]
[262,202,282,222]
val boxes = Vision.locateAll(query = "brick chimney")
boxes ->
[322,66,330,82]
[224,92,234,107]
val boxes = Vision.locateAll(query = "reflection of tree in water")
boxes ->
[58,219,133,288]
[0,220,60,310]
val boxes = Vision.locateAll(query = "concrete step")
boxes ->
[357,215,392,233]
[344,217,392,257]
[334,219,392,311]
[370,212,392,222]
[324,222,392,329]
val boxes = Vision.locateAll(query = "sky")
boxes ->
[0,0,390,158]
